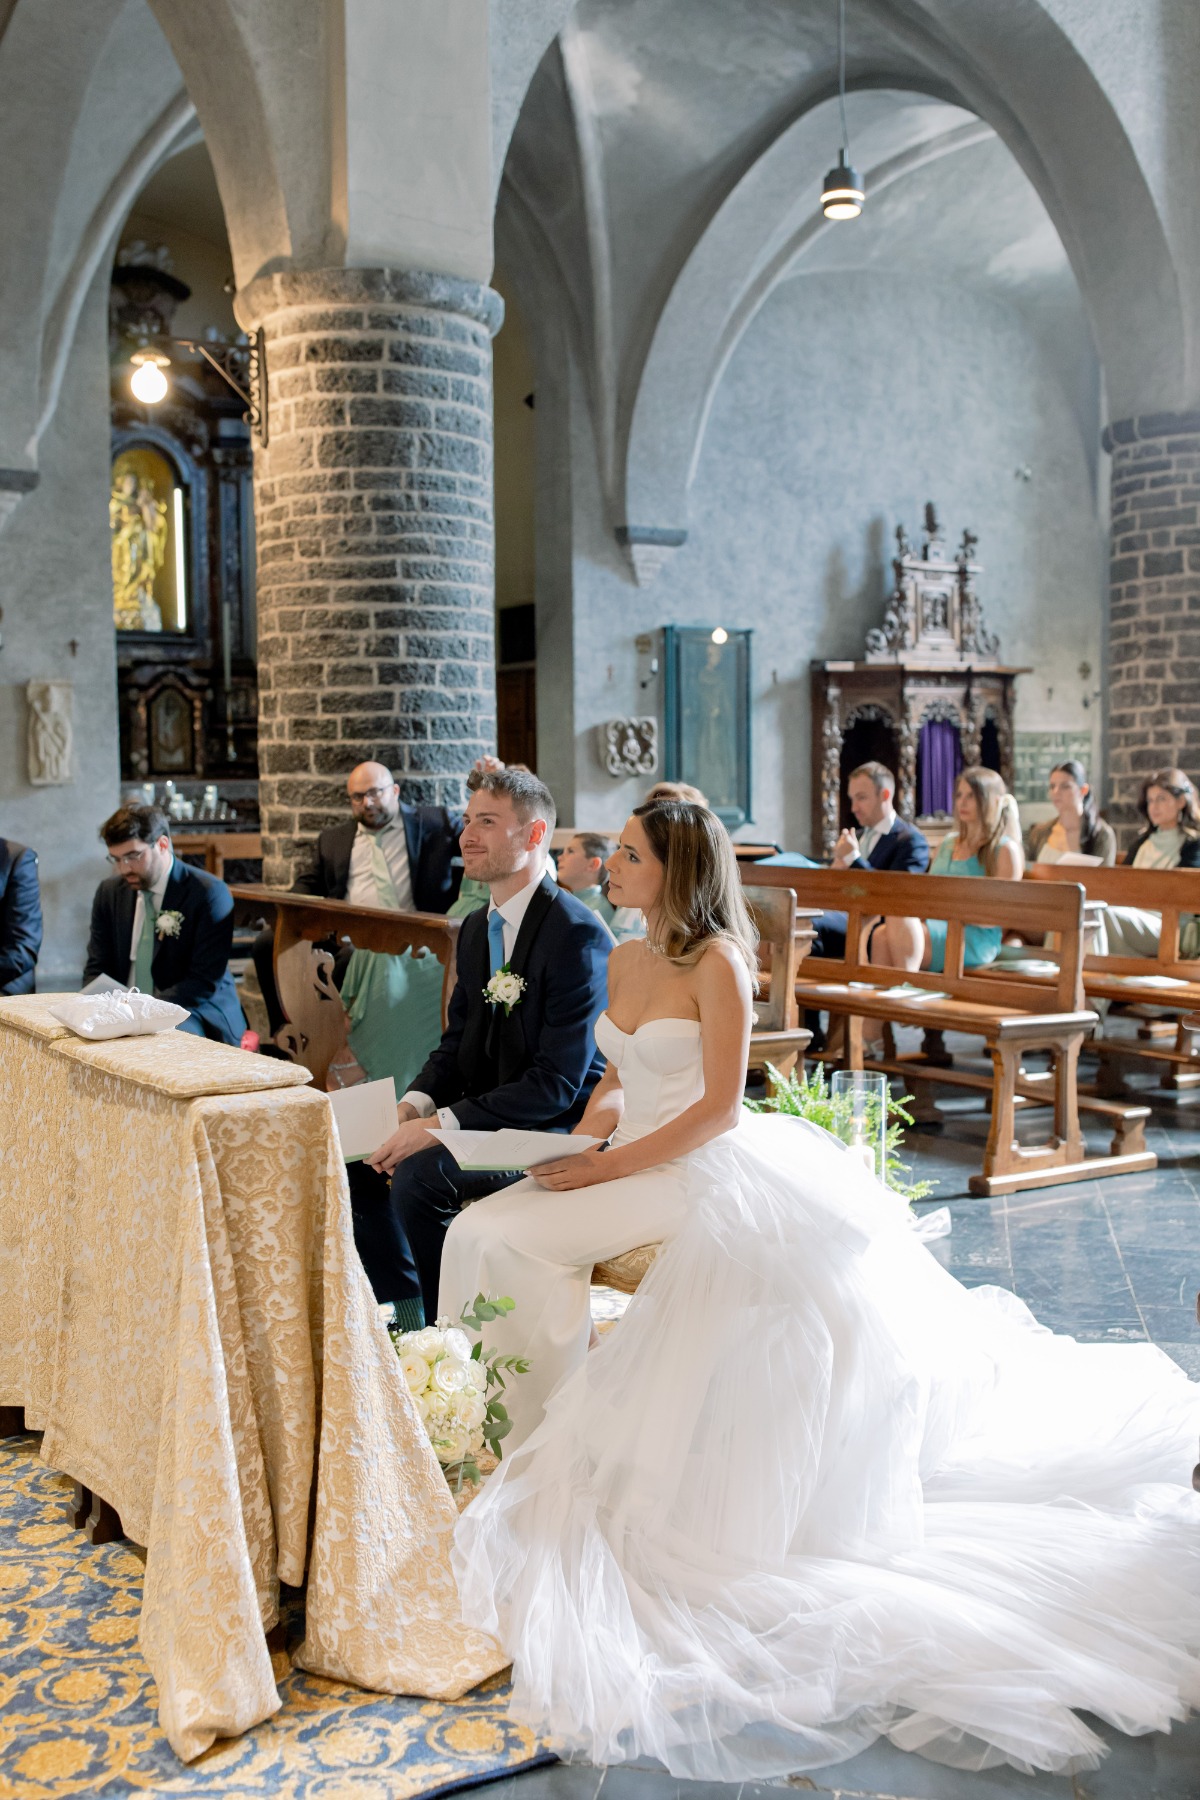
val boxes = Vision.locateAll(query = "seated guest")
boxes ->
[251,760,469,1041]
[555,832,616,936]
[365,769,612,1325]
[645,780,709,807]
[0,837,43,995]
[1102,767,1200,959]
[871,766,1023,974]
[84,805,245,1041]
[1026,760,1116,865]
[816,761,930,958]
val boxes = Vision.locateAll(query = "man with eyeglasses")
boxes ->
[250,760,485,1041]
[83,803,245,1042]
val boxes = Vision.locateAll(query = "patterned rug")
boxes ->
[0,1434,552,1800]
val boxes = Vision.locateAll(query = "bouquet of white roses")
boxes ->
[393,1294,529,1489]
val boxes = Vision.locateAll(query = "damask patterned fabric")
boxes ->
[0,999,506,1762]
[1,1434,548,1798]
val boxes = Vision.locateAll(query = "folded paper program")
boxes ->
[430,1128,603,1171]
[49,989,189,1039]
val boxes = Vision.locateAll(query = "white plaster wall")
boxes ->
[561,269,1105,849]
[0,272,119,985]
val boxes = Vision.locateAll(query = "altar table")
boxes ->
[0,996,504,1759]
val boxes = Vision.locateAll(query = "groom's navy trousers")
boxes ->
[353,875,611,1324]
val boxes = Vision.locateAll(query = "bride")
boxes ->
[440,799,1200,1782]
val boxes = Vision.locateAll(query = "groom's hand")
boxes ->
[368,1117,436,1176]
[529,1147,609,1190]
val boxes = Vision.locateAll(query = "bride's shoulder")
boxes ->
[607,939,645,984]
[695,935,753,998]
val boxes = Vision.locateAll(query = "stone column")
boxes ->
[236,269,503,886]
[1104,409,1200,837]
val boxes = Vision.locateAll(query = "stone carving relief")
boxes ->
[866,505,1000,665]
[818,681,843,858]
[26,679,74,785]
[600,716,658,778]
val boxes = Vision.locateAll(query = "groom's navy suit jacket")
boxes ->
[0,840,42,995]
[410,872,611,1132]
[83,857,245,1044]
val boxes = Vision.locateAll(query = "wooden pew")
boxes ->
[737,864,1155,1197]
[230,887,461,1090]
[1025,863,1200,1092]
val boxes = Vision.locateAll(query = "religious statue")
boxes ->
[111,467,168,630]
[26,680,73,785]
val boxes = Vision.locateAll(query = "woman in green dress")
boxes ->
[871,765,1024,974]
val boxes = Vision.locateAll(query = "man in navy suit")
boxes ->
[83,804,245,1043]
[816,761,930,957]
[251,759,469,1036]
[366,769,612,1326]
[0,838,43,995]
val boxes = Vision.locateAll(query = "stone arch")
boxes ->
[495,0,1187,560]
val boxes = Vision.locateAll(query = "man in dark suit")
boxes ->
[816,760,930,957]
[0,838,43,995]
[251,760,467,1036]
[365,769,612,1326]
[84,804,245,1043]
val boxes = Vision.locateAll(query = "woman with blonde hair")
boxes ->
[444,797,1200,1790]
[872,764,1024,972]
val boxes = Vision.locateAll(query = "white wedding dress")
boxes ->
[449,1014,1200,1780]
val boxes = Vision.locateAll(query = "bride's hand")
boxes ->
[529,1148,611,1190]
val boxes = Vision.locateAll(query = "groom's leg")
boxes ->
[347,1160,425,1329]
[392,1145,520,1322]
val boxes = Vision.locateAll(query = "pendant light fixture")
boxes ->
[821,0,865,220]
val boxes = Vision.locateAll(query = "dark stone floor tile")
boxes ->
[514,1764,604,1800]
[598,1767,738,1800]
[791,1737,1075,1798]
[1072,1710,1200,1800]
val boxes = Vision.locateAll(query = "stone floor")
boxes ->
[521,1052,1200,1800]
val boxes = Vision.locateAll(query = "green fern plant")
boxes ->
[745,1063,934,1203]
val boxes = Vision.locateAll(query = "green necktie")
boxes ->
[368,833,402,910]
[134,892,158,993]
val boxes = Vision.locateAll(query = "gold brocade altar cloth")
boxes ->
[0,997,505,1761]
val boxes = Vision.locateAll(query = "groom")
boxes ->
[366,767,612,1325]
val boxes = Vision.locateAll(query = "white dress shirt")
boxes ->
[402,869,546,1129]
[128,858,175,986]
[346,818,414,911]
[856,807,897,864]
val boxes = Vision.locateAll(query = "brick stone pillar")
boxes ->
[1103,408,1200,836]
[236,269,503,885]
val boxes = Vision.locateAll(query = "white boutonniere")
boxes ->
[155,909,184,940]
[483,965,526,1016]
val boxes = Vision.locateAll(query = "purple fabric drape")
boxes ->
[917,719,962,816]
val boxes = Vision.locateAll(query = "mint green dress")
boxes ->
[340,872,489,1093]
[925,837,1013,973]
[573,885,617,939]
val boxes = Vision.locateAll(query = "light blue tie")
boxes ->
[487,909,506,976]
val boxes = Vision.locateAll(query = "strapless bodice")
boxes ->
[594,1012,704,1144]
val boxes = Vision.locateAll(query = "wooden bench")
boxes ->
[230,887,461,1090]
[1025,863,1200,1093]
[737,864,1155,1197]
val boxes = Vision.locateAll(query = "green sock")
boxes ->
[391,1298,425,1333]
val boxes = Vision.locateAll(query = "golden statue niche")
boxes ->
[110,446,184,632]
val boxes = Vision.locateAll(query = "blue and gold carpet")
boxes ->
[0,1434,552,1799]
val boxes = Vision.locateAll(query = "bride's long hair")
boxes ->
[633,800,759,981]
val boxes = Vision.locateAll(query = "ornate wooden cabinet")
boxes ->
[811,506,1028,858]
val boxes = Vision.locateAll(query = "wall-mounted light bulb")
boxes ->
[130,349,169,404]
[711,626,729,645]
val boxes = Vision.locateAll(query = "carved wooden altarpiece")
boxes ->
[810,505,1029,858]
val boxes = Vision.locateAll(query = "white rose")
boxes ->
[443,1327,473,1364]
[458,1393,487,1429]
[413,1392,432,1420]
[398,1352,431,1393]
[437,1425,471,1464]
[412,1327,443,1358]
[433,1357,467,1395]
